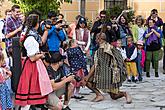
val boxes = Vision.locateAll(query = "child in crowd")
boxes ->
[116,39,127,60]
[124,36,138,82]
[136,40,145,81]
[66,39,88,99]
[0,50,13,110]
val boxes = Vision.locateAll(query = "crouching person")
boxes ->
[46,52,75,110]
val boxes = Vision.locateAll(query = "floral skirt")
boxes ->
[0,83,13,110]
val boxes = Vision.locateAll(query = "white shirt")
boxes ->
[0,20,5,41]
[73,28,91,51]
[24,36,40,57]
[116,47,127,60]
[138,27,145,41]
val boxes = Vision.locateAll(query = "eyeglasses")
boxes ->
[100,16,106,18]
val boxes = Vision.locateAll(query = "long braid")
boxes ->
[22,14,39,57]
[25,14,39,36]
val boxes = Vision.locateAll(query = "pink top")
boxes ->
[141,49,145,68]
[68,22,76,39]
[0,68,5,84]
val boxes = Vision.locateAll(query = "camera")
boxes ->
[61,24,69,28]
[43,19,52,29]
[67,73,82,82]
[55,20,69,28]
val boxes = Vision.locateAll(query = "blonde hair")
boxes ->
[0,52,5,66]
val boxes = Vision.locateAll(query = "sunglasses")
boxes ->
[100,16,106,18]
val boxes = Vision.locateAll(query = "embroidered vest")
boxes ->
[75,28,89,50]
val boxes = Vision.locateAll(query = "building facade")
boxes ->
[60,0,165,23]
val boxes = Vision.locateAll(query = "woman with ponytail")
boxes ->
[15,14,53,109]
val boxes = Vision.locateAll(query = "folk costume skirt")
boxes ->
[15,59,49,106]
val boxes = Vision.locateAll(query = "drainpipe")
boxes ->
[80,0,85,17]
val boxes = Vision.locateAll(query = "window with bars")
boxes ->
[104,0,127,10]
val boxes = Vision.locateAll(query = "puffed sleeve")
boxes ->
[24,36,40,57]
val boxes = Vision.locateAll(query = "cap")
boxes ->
[78,17,87,24]
[137,40,144,46]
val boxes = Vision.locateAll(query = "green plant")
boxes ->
[11,0,72,18]
[106,6,135,23]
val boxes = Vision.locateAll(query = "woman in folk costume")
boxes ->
[15,14,53,109]
[73,17,91,54]
[83,33,132,103]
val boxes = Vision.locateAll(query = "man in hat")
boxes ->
[46,52,75,110]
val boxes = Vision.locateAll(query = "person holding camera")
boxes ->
[43,11,66,57]
[15,14,53,109]
[91,11,112,48]
[46,52,74,110]
[146,9,163,28]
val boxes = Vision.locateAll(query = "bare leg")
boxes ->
[109,92,126,100]
[64,83,74,105]
[86,82,104,102]
[109,91,132,104]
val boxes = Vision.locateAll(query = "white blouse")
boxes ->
[24,36,40,57]
[73,28,91,51]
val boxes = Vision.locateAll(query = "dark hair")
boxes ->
[48,11,57,19]
[25,14,39,36]
[5,9,11,15]
[100,10,106,15]
[58,13,64,19]
[75,15,82,20]
[118,15,128,25]
[11,5,20,11]
[149,19,156,23]
[75,17,87,29]
[151,9,158,14]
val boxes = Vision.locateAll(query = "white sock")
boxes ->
[135,76,138,80]
[21,105,30,110]
[128,76,131,80]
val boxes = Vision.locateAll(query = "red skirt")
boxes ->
[72,69,84,87]
[15,59,47,106]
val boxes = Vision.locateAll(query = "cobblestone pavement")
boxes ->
[69,60,165,110]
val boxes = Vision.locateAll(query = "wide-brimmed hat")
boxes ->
[137,40,144,46]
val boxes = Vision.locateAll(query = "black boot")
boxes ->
[146,72,150,77]
[155,72,159,77]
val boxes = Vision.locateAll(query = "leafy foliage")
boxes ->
[11,0,72,18]
[106,5,135,23]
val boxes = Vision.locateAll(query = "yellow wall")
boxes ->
[61,0,165,23]
[0,0,13,18]
[128,0,165,21]
[60,0,104,23]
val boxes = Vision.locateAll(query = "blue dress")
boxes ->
[0,82,13,110]
[67,47,88,75]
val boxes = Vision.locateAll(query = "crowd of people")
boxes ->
[0,4,165,110]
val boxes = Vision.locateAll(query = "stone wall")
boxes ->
[0,0,13,18]
[128,0,165,21]
[60,0,104,23]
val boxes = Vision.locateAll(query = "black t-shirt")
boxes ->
[47,66,65,82]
